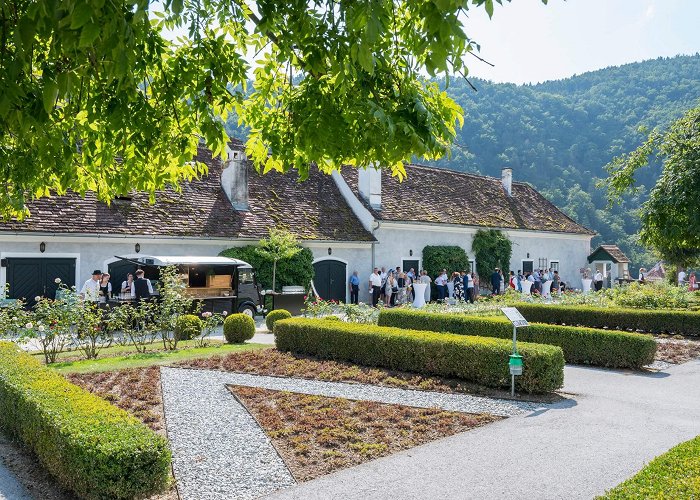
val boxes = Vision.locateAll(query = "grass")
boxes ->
[50,343,270,373]
[229,385,498,482]
[599,435,700,498]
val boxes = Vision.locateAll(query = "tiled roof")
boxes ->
[342,165,594,235]
[1,145,375,242]
[588,245,630,263]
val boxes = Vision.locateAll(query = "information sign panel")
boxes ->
[500,307,529,327]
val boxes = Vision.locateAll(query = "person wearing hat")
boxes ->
[80,270,103,302]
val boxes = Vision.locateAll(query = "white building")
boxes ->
[0,141,594,307]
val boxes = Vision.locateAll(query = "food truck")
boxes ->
[108,255,264,316]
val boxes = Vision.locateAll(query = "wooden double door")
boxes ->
[5,258,76,307]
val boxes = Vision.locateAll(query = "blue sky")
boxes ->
[463,0,700,84]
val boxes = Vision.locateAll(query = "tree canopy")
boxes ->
[0,0,527,219]
[604,106,700,266]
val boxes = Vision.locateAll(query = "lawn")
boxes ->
[51,343,270,373]
[600,435,700,498]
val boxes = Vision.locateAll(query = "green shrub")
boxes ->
[422,245,470,278]
[378,309,656,369]
[265,309,292,331]
[514,302,700,337]
[599,435,700,499]
[174,314,203,341]
[471,229,512,279]
[273,318,564,393]
[220,246,314,292]
[0,342,170,499]
[224,313,256,343]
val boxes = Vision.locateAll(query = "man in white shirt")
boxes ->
[80,270,103,302]
[594,270,604,291]
[678,269,687,285]
[369,268,382,307]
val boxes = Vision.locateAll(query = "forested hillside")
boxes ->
[430,54,700,272]
[226,54,700,272]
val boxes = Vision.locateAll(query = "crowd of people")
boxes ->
[352,266,568,308]
[79,269,154,305]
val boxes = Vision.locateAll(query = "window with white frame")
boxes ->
[550,260,559,272]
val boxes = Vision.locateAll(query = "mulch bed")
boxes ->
[654,337,700,364]
[177,349,561,403]
[228,385,499,482]
[67,366,166,434]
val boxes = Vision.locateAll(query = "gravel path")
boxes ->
[160,368,296,500]
[161,367,544,418]
[160,366,552,499]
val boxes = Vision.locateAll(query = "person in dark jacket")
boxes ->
[133,269,152,304]
[491,268,502,295]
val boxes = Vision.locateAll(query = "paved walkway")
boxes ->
[265,360,700,500]
[0,457,31,500]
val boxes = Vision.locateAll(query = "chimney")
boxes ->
[221,145,249,211]
[358,165,382,210]
[501,167,513,197]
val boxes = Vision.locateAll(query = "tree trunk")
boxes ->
[272,259,278,292]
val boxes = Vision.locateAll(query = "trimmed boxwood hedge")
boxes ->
[378,309,656,369]
[0,342,171,499]
[514,302,700,337]
[599,435,700,499]
[273,318,564,393]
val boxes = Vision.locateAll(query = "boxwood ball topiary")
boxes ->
[224,313,256,343]
[174,314,203,341]
[266,309,292,331]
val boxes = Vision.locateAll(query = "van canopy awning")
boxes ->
[114,255,252,268]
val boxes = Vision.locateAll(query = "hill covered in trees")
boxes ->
[430,54,700,272]
[226,54,700,273]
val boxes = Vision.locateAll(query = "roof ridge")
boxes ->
[404,163,531,186]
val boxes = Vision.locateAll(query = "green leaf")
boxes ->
[485,0,494,18]
[79,23,101,47]
[70,3,93,29]
[42,80,58,114]
[357,45,374,73]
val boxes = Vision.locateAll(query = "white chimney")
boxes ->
[221,145,249,211]
[358,165,382,210]
[501,167,513,197]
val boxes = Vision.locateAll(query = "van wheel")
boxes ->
[238,304,256,317]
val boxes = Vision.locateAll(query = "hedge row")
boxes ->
[273,318,564,393]
[514,302,700,337]
[378,309,656,369]
[0,342,171,499]
[599,435,700,499]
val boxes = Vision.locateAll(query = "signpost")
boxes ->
[500,307,529,396]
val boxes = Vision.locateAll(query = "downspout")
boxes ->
[371,220,381,271]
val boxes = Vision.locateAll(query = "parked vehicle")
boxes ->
[109,255,264,316]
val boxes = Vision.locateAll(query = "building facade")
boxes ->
[0,142,594,306]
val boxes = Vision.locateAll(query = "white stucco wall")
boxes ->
[372,222,592,289]
[0,233,374,302]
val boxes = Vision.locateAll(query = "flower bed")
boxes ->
[0,342,171,499]
[378,309,657,369]
[273,318,564,393]
[513,302,700,337]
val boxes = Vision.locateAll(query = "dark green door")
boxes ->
[402,260,420,274]
[313,260,347,303]
[6,258,76,307]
